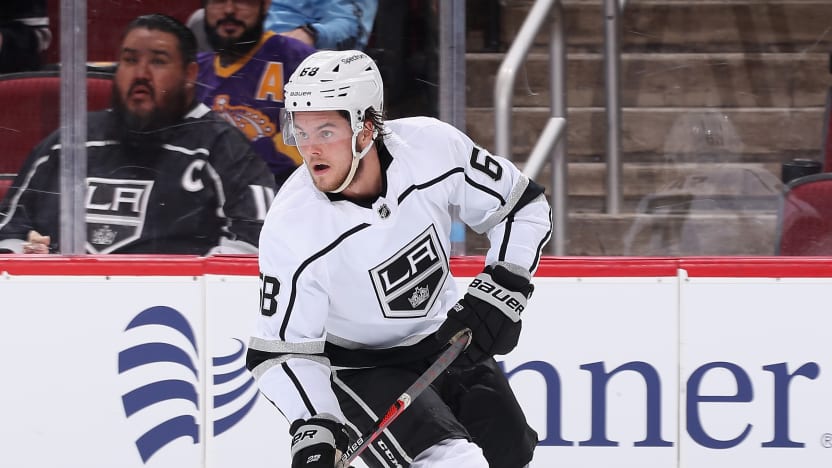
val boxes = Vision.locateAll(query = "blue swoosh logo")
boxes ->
[211,338,260,436]
[119,306,200,463]
[119,307,262,462]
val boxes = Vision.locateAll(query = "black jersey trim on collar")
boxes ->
[279,223,372,340]
[325,140,393,208]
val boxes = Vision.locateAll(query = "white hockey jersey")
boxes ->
[247,116,552,423]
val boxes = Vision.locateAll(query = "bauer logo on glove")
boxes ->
[292,428,322,445]
[468,274,526,321]
[289,414,350,468]
[434,263,534,367]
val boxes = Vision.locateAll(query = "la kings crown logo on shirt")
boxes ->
[369,225,448,319]
[85,177,153,253]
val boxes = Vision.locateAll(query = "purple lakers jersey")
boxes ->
[197,32,315,181]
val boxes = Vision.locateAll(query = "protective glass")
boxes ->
[280,109,355,151]
[280,108,298,146]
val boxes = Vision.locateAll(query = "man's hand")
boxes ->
[290,414,350,468]
[279,27,315,46]
[436,264,533,367]
[22,230,50,254]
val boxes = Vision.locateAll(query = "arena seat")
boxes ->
[775,172,832,255]
[0,177,12,202]
[823,86,832,172]
[0,71,113,175]
[44,1,201,64]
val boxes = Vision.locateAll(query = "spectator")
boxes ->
[0,0,51,73]
[0,14,276,255]
[265,0,378,51]
[197,0,315,186]
[186,8,212,53]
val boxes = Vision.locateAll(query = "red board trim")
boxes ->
[0,254,205,276]
[2,255,832,278]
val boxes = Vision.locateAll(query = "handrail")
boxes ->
[438,0,468,255]
[604,0,623,215]
[522,117,566,180]
[604,0,630,215]
[59,0,88,254]
[495,0,567,255]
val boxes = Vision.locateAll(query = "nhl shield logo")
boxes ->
[369,225,448,318]
[85,177,153,254]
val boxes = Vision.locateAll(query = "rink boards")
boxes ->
[2,255,832,467]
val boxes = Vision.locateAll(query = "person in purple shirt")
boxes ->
[197,0,315,186]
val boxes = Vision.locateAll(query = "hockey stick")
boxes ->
[339,327,473,466]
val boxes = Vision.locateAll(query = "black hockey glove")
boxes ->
[436,264,533,367]
[290,414,350,468]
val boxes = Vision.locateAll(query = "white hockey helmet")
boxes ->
[284,50,383,134]
[282,50,384,193]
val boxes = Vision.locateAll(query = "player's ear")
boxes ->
[362,121,374,140]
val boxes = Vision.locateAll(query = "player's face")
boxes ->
[114,28,196,126]
[292,111,357,192]
[204,0,265,45]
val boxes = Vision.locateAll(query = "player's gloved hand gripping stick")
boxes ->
[338,328,473,467]
[290,414,351,468]
[436,264,533,367]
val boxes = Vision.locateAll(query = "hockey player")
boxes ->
[247,50,551,467]
[0,14,277,255]
[197,0,315,186]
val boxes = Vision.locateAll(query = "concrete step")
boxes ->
[463,212,778,256]
[465,106,825,159]
[461,0,822,256]
[476,0,832,53]
[466,52,830,108]
[567,212,778,255]
[553,161,784,212]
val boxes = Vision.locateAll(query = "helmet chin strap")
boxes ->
[328,129,377,194]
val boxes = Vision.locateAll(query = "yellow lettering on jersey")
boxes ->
[255,62,285,102]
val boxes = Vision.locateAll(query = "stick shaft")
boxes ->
[341,328,472,465]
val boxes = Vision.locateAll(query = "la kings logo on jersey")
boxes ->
[369,225,448,319]
[85,177,153,254]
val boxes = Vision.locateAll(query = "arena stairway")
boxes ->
[463,0,832,255]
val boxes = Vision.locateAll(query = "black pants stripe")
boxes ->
[331,358,538,468]
[332,371,414,466]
